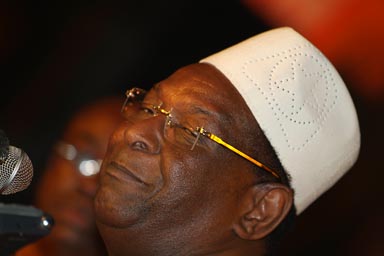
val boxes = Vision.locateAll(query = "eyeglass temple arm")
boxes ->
[198,128,280,179]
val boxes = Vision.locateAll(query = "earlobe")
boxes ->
[233,183,293,240]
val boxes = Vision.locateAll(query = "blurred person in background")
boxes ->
[16,96,122,256]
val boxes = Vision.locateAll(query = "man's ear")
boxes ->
[232,183,293,240]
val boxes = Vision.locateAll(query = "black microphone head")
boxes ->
[0,146,33,195]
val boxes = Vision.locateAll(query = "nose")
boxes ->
[114,116,164,154]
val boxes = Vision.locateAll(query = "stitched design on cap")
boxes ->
[242,43,339,151]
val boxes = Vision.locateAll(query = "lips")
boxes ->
[106,161,147,186]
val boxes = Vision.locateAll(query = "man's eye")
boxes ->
[139,104,157,116]
[143,107,155,115]
[182,127,198,138]
[173,126,201,145]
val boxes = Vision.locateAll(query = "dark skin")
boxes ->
[94,63,293,255]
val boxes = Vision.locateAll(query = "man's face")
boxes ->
[94,63,256,242]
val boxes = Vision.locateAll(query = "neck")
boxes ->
[98,223,267,256]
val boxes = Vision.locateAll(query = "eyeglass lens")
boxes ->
[121,91,202,150]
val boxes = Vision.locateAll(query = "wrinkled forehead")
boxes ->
[151,63,246,115]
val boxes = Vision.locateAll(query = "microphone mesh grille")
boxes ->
[0,146,33,194]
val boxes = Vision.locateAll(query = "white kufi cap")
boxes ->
[200,27,360,214]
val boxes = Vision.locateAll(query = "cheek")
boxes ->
[165,146,233,188]
[143,148,246,240]
[152,148,232,216]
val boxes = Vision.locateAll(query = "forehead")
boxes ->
[152,63,242,113]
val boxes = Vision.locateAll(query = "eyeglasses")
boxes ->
[54,141,102,176]
[121,87,280,179]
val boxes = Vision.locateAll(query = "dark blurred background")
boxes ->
[1,0,383,255]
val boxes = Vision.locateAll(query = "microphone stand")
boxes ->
[0,203,53,256]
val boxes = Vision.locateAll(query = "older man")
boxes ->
[94,27,360,255]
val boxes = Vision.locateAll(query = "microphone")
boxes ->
[0,131,52,255]
[0,131,53,256]
[0,130,33,195]
[0,203,54,255]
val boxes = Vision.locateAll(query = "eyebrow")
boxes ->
[154,82,231,125]
[185,104,214,116]
[183,101,236,134]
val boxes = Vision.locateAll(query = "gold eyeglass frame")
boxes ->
[121,87,280,179]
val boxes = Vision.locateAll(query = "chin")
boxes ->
[94,187,141,229]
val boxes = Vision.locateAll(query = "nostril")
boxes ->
[131,141,148,151]
[123,119,162,154]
